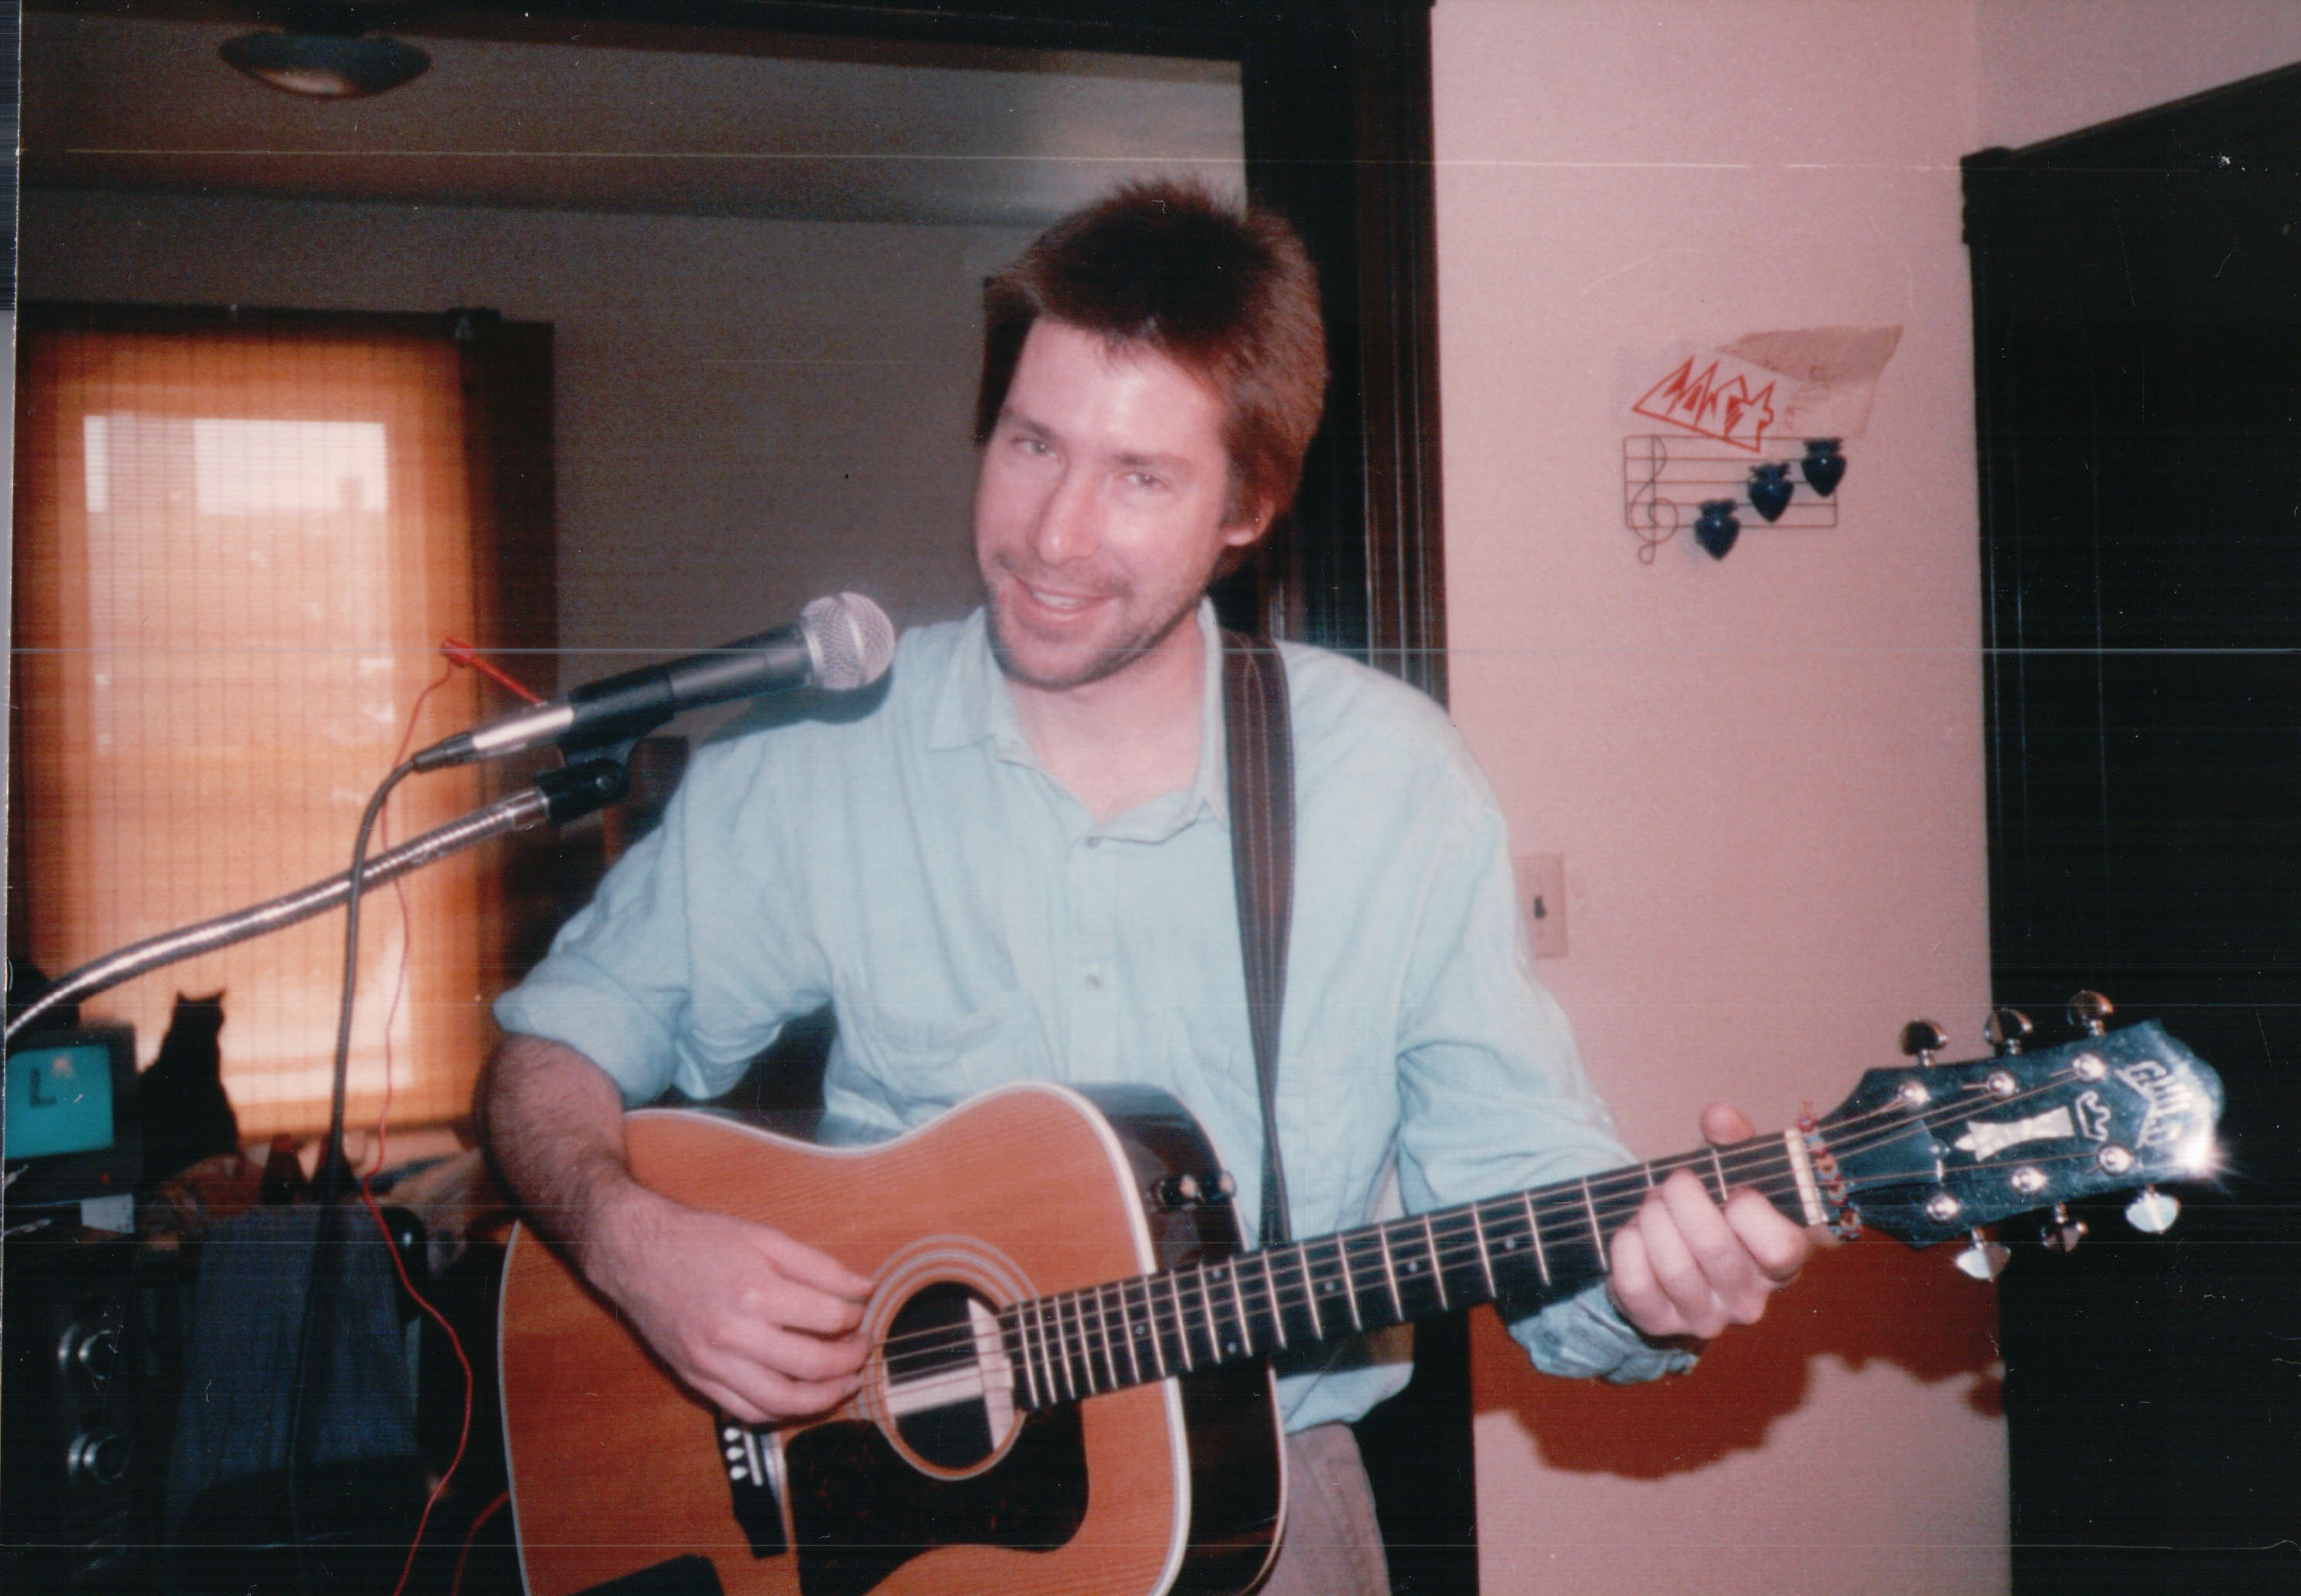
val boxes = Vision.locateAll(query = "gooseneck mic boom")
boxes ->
[412,592,896,771]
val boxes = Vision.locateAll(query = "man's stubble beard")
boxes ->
[983,573,1205,695]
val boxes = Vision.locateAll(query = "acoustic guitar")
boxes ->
[498,1018,2221,1596]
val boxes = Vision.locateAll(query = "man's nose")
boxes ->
[1030,466,1101,565]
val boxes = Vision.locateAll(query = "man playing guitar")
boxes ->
[479,182,1810,1595]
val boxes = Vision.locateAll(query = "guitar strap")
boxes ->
[1221,628,1296,1247]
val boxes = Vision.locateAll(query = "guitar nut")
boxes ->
[2010,1166,2047,1195]
[1925,1193,1961,1221]
[2071,1052,2108,1082]
[2097,1144,2135,1175]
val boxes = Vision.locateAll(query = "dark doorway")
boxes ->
[1965,63,2301,1596]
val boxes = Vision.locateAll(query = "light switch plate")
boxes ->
[1514,853,1567,959]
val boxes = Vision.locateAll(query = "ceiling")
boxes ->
[21,8,1246,226]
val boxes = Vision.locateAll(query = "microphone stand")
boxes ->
[5,755,627,1596]
[3,759,629,1048]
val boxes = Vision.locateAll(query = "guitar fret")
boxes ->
[1260,1250,1289,1350]
[1194,1263,1227,1362]
[1521,1189,1552,1287]
[1307,1241,1343,1342]
[1113,1281,1141,1386]
[1003,1308,1039,1410]
[1031,1298,1057,1407]
[1708,1146,1730,1206]
[1098,1283,1123,1390]
[1580,1176,1603,1253]
[1014,1301,1038,1409]
[1468,1204,1498,1298]
[1072,1292,1096,1396]
[1079,1289,1106,1394]
[1131,1277,1166,1380]
[1225,1261,1253,1359]
[1371,1228,1403,1321]
[1055,1295,1079,1401]
[1170,1272,1196,1373]
[1421,1213,1450,1310]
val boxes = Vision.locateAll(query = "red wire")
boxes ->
[360,656,477,1596]
[440,636,546,704]
[450,1489,511,1596]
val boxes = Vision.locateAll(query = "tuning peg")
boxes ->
[2124,1186,2181,1234]
[1900,1019,1948,1068]
[1954,1228,2011,1281]
[1982,1007,2033,1055]
[2067,991,2114,1037]
[2040,1202,2088,1252]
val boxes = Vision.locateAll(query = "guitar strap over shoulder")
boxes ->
[1221,629,1296,1247]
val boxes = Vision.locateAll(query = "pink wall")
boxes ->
[1430,4,2002,1592]
[1434,5,2301,1591]
[1979,0,2301,148]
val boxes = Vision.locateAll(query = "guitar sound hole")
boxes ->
[881,1281,1017,1471]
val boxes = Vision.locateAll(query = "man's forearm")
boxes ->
[479,1033,646,1263]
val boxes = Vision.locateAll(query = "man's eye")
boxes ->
[1123,472,1166,491]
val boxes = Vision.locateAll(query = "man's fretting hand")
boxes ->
[586,1186,874,1425]
[1605,1103,1812,1342]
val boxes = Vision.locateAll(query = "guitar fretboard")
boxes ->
[994,1134,1813,1412]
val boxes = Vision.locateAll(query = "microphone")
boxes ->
[412,592,896,771]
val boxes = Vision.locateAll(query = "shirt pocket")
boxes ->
[830,976,1030,1127]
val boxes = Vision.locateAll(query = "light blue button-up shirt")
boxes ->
[496,602,1689,1427]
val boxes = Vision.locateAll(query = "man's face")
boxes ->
[975,319,1263,695]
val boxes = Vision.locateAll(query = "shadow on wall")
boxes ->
[1475,1237,2003,1480]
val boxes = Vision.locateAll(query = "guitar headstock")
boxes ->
[1812,1019,2224,1250]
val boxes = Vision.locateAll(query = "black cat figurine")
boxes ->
[138,991,240,1188]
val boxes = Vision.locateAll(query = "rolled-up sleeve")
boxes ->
[1389,754,1689,1385]
[493,736,826,1105]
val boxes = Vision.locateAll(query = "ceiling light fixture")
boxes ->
[220,6,430,100]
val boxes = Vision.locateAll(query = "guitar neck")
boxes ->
[997,1131,1815,1412]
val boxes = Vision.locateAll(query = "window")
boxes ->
[12,309,554,1138]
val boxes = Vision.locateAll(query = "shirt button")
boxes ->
[1083,970,1103,991]
[1085,835,1102,850]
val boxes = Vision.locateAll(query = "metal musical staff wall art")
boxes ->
[1624,434,1849,563]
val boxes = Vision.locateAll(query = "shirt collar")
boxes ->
[928,601,1231,837]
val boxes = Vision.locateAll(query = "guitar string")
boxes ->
[871,1130,2160,1396]
[867,1066,2176,1381]
[871,1101,2165,1390]
[870,1131,2180,1397]
[864,1066,2194,1382]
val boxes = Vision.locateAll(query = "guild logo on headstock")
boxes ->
[2073,1090,2112,1143]
[2115,1059,2196,1151]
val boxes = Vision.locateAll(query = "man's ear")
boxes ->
[1222,500,1276,550]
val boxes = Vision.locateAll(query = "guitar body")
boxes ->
[499,1083,1284,1596]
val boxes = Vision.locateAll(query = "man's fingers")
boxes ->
[758,1226,875,1303]
[1701,1101,1758,1144]
[1725,1188,1812,1283]
[694,1364,861,1429]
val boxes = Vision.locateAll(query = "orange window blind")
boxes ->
[13,319,503,1138]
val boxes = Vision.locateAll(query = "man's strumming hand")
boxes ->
[585,1185,873,1426]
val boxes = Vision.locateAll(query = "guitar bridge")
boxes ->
[715,1412,789,1558]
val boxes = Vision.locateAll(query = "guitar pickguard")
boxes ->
[782,1406,1088,1596]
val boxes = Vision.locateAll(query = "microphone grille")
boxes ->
[800,592,898,691]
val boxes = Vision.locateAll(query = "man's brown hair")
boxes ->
[975,180,1328,530]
